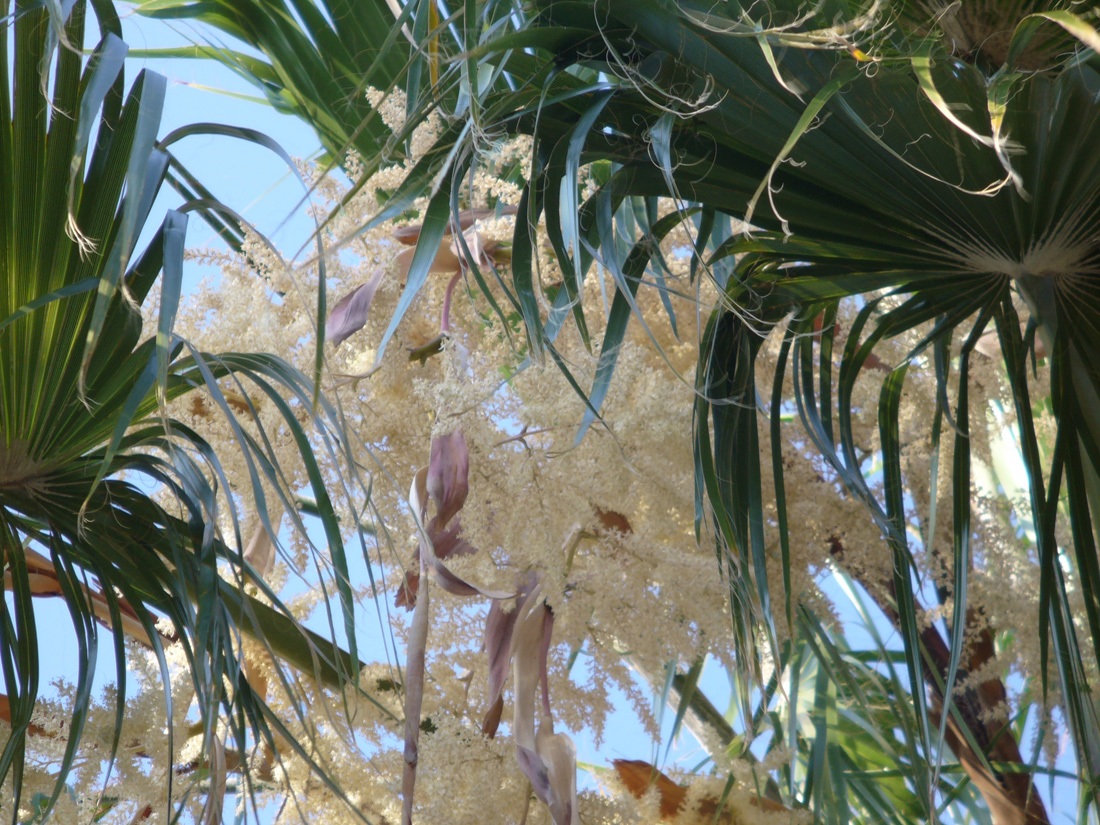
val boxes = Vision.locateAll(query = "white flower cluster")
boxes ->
[21,89,1080,824]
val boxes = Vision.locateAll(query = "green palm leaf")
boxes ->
[0,1,374,817]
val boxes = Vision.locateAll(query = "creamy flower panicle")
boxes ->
[10,86,1076,824]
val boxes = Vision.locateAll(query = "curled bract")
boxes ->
[398,433,579,825]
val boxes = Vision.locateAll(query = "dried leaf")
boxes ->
[510,585,547,754]
[427,431,468,527]
[613,760,687,820]
[511,587,555,804]
[240,522,279,700]
[507,584,579,825]
[395,571,419,610]
[395,523,479,609]
[243,521,277,579]
[428,561,484,598]
[391,207,515,246]
[481,695,504,739]
[326,267,385,345]
[6,548,156,647]
[482,574,541,734]
[612,759,788,823]
[484,599,518,714]
[537,603,555,717]
[517,744,553,805]
[594,507,633,535]
[430,519,477,560]
[408,458,511,602]
[536,719,581,825]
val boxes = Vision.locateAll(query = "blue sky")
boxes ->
[119,6,324,278]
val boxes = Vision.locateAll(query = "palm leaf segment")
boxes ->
[0,0,366,815]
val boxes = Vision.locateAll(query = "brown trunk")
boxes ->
[829,536,1049,824]
[930,624,1049,824]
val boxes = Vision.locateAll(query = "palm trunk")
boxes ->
[830,538,1050,824]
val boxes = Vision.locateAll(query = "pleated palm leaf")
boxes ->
[1,0,367,816]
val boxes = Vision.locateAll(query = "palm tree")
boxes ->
[0,0,369,817]
[443,3,1098,821]
[129,0,1100,821]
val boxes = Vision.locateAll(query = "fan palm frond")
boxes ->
[0,0,371,817]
